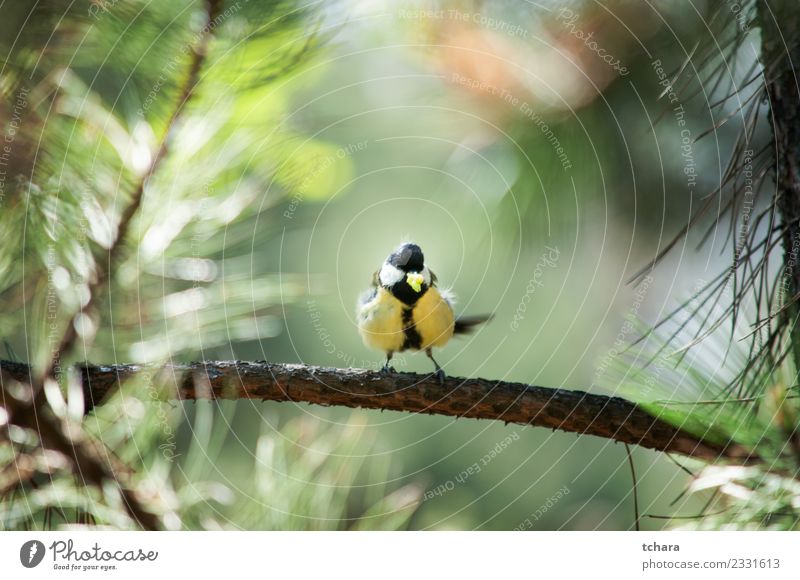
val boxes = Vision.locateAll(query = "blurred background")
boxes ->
[0,0,768,530]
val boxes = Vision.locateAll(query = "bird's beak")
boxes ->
[406,272,424,293]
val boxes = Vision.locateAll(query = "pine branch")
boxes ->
[37,0,224,389]
[0,370,161,530]
[2,0,225,532]
[758,1,800,369]
[0,359,753,462]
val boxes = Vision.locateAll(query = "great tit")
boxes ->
[356,242,491,382]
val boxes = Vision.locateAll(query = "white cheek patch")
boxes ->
[379,263,405,286]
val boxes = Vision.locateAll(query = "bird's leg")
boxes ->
[425,348,446,384]
[381,352,396,374]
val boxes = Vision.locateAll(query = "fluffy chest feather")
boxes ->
[357,286,455,352]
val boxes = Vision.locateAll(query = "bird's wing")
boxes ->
[357,286,378,308]
[357,269,381,309]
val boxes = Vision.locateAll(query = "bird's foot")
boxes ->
[424,349,446,384]
[381,363,396,374]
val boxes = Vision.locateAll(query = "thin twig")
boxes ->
[10,0,225,531]
[625,444,641,531]
[37,0,224,392]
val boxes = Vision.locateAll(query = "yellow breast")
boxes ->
[413,286,455,349]
[357,287,406,353]
[357,286,456,353]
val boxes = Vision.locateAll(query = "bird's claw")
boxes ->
[434,368,446,384]
[381,363,396,374]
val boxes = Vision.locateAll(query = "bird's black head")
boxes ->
[379,242,429,306]
[387,243,425,272]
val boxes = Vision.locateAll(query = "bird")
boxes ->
[356,242,491,382]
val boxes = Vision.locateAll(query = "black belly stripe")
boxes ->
[401,306,422,351]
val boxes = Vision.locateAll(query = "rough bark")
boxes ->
[0,359,753,462]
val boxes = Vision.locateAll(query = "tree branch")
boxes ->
[1,360,753,462]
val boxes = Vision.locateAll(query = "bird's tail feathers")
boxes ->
[453,314,493,335]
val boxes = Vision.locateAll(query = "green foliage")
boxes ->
[2,0,799,532]
[678,466,800,531]
[0,0,421,531]
[1,374,421,530]
[606,310,800,529]
[0,0,338,366]
[594,0,800,531]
